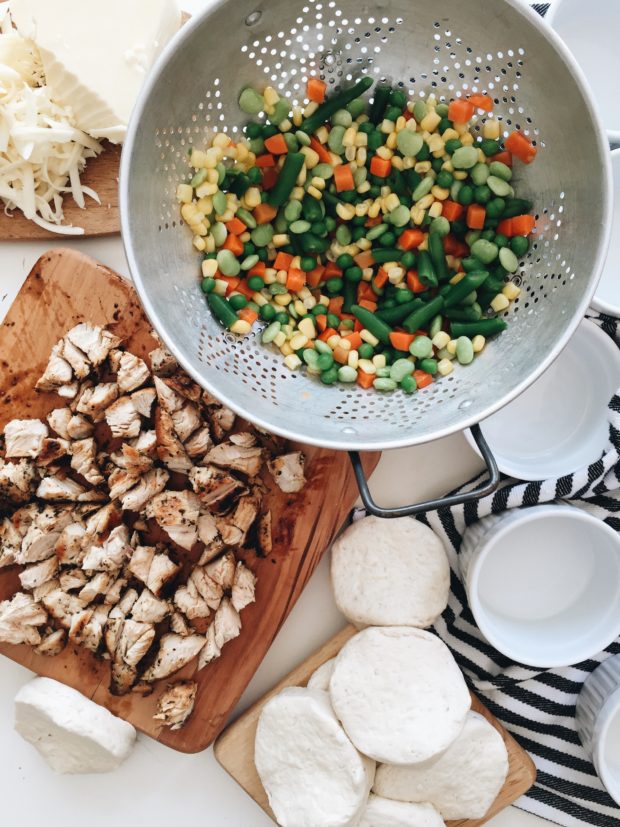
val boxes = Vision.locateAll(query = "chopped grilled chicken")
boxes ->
[36,474,88,502]
[110,662,138,695]
[257,510,273,555]
[42,589,86,629]
[268,452,306,493]
[55,523,87,565]
[147,553,181,597]
[36,343,73,391]
[75,489,108,503]
[70,438,104,485]
[127,545,155,585]
[0,592,47,645]
[198,622,221,669]
[16,506,73,565]
[82,525,132,572]
[0,517,20,567]
[189,466,246,511]
[146,490,201,551]
[184,425,211,459]
[207,406,236,442]
[216,490,261,547]
[108,466,140,500]
[141,633,205,682]
[205,441,264,478]
[117,588,140,618]
[229,432,257,448]
[38,438,70,466]
[65,323,121,366]
[108,348,123,373]
[154,681,197,730]
[57,381,79,399]
[231,562,257,612]
[103,577,127,606]
[66,414,93,440]
[154,407,193,473]
[79,572,115,604]
[154,376,184,413]
[174,580,210,620]
[120,468,169,513]
[131,429,157,456]
[205,551,236,591]
[69,604,110,653]
[34,628,66,657]
[189,566,223,611]
[69,380,93,412]
[0,458,38,505]
[3,419,48,458]
[254,427,288,455]
[131,590,170,623]
[117,352,150,393]
[131,388,156,418]
[105,396,142,439]
[213,597,242,650]
[32,578,61,602]
[59,569,88,592]
[116,618,156,667]
[153,377,201,442]
[197,513,224,564]
[149,345,177,377]
[61,338,91,378]
[84,502,119,537]
[47,408,72,439]
[111,442,153,475]
[166,373,202,403]
[76,382,119,422]
[170,612,191,636]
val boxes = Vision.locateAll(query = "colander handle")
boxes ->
[349,424,500,518]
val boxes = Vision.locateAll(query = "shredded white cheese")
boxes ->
[0,21,102,234]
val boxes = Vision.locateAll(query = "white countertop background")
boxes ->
[0,2,552,822]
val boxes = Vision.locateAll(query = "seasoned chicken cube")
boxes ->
[36,474,89,502]
[0,458,38,505]
[131,388,156,418]
[217,490,261,547]
[205,551,236,591]
[116,619,156,667]
[69,604,110,653]
[229,432,257,448]
[184,425,211,458]
[103,577,127,606]
[70,438,104,485]
[105,397,142,439]
[141,633,205,682]
[189,465,246,511]
[59,569,88,592]
[147,553,181,597]
[55,523,87,565]
[61,338,91,378]
[149,345,177,377]
[154,377,201,442]
[32,578,61,602]
[0,592,47,645]
[268,452,306,493]
[231,562,257,612]
[37,438,70,466]
[170,612,191,637]
[79,572,115,604]
[84,503,119,537]
[127,545,155,585]
[0,517,20,568]
[82,525,132,572]
[4,419,48,458]
[198,622,221,669]
[42,589,87,629]
[130,590,170,624]
[34,628,66,657]
[66,414,94,440]
[155,407,192,473]
[166,373,202,403]
[111,442,153,475]
[173,581,210,620]
[154,376,184,413]
[117,352,150,393]
[76,382,119,422]
[65,323,121,366]
[154,681,197,730]
[207,406,236,442]
[205,441,264,478]
[197,513,224,565]
[36,342,73,391]
[47,408,72,439]
[257,510,273,556]
[130,429,157,456]
[120,468,169,512]
[107,467,140,500]
[213,597,242,650]
[146,490,201,551]
[189,566,223,611]
[57,381,79,400]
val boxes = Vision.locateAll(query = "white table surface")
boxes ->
[0,2,548,822]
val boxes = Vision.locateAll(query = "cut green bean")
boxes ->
[267,152,305,207]
[208,294,238,329]
[402,296,445,334]
[301,76,374,134]
[443,271,490,308]
[428,233,448,282]
[450,318,508,338]
[417,251,438,288]
[351,305,393,344]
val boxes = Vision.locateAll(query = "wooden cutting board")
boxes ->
[0,248,380,752]
[215,625,537,827]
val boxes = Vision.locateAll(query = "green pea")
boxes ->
[247,275,264,291]
[326,313,340,328]
[336,225,353,246]
[390,89,407,108]
[336,253,354,269]
[379,231,396,247]
[238,87,264,114]
[489,161,513,181]
[456,336,474,365]
[284,133,299,152]
[445,138,462,155]
[390,358,415,383]
[228,294,247,311]
[236,208,257,229]
[400,374,418,393]
[284,200,303,222]
[217,249,241,277]
[396,130,424,157]
[471,239,499,264]
[201,277,215,294]
[471,163,490,186]
[457,185,474,206]
[249,137,265,155]
[452,145,479,170]
[317,352,335,371]
[374,377,397,391]
[299,256,315,272]
[211,221,227,247]
[418,358,438,375]
[511,235,530,257]
[332,108,353,128]
[409,335,433,359]
[251,224,274,247]
[241,254,259,271]
[499,247,519,273]
[328,125,346,154]
[325,277,343,294]
[301,349,318,369]
[494,234,509,249]
[320,366,339,385]
[480,139,501,157]
[486,198,506,219]
[275,311,289,324]
[260,304,276,321]
[358,343,374,359]
[474,185,492,205]
[261,321,281,343]
[430,216,450,237]
[436,170,453,188]
[390,205,411,227]
[487,175,514,198]
[345,266,363,283]
[338,366,358,383]
[340,319,355,331]
[290,219,311,234]
[401,251,416,269]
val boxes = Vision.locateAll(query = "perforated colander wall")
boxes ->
[123,0,610,450]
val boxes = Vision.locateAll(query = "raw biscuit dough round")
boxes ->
[359,795,445,827]
[307,657,336,691]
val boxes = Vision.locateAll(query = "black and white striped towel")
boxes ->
[355,311,620,827]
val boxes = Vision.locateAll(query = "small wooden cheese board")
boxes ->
[0,248,380,752]
[214,625,537,827]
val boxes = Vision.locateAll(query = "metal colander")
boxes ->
[120,0,611,489]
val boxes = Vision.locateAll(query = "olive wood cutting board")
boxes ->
[214,624,537,827]
[0,248,380,752]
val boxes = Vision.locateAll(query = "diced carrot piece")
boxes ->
[414,369,433,389]
[468,94,494,112]
[286,268,306,292]
[365,216,383,227]
[354,320,363,333]
[357,370,375,389]
[333,345,349,365]
[222,234,244,256]
[403,109,413,121]
[511,214,536,236]
[315,314,328,332]
[220,276,240,295]
[343,332,362,350]
[357,282,376,302]
[306,265,325,288]
[443,234,469,257]
[448,99,475,123]
[497,218,514,237]
[264,133,288,155]
[466,204,486,230]
[354,250,375,268]
[339,313,355,322]
[369,155,391,177]
[407,271,426,293]
[226,217,247,235]
[237,307,258,325]
[359,299,377,312]
[373,268,389,289]
[389,331,416,351]
[310,136,332,165]
[235,280,255,299]
[491,151,513,168]
[253,203,278,224]
[274,251,294,270]
[261,167,279,190]
[324,261,343,278]
[505,131,537,164]
[328,296,344,315]
[248,261,266,277]
[334,163,355,192]
[255,154,276,168]
[398,228,425,251]
[307,77,327,103]
[441,200,464,223]
[319,327,338,342]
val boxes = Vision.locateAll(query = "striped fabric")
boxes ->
[356,313,620,826]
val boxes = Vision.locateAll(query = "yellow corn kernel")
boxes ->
[453,121,469,136]
[449,273,466,286]
[347,350,359,369]
[360,329,379,346]
[420,111,442,133]
[503,282,521,301]
[414,160,432,174]
[343,126,357,147]
[372,354,386,368]
[386,131,398,150]
[358,359,377,375]
[290,333,309,351]
[345,145,357,162]
[428,201,443,219]
[376,145,393,161]
[280,342,294,357]
[298,317,316,339]
[303,296,317,309]
[401,156,415,170]
[190,150,208,169]
[431,186,450,201]
[391,156,405,171]
[296,165,307,185]
[483,119,500,140]
[355,131,368,147]
[292,106,303,127]
[180,202,199,222]
[388,266,404,284]
[263,268,277,285]
[194,222,209,236]
[441,160,455,173]
[357,237,372,251]
[276,270,288,285]
[380,185,391,198]
[362,267,374,280]
[244,187,261,209]
[307,185,323,200]
[221,145,238,160]
[477,149,487,164]
[274,293,292,306]
[197,196,213,214]
[437,358,454,376]
[355,202,369,217]
[336,202,356,221]
[472,335,486,353]
[453,170,468,181]
[311,176,326,190]
[220,209,234,223]
[491,294,510,312]
[205,234,216,253]
[368,201,381,219]
[301,146,320,168]
[291,186,305,201]
[384,193,400,212]
[380,119,395,134]
[206,169,219,185]
[411,207,425,225]
[212,278,227,296]
[201,259,218,278]
[213,133,231,148]
[177,184,193,203]
[432,331,451,350]
[293,300,306,316]
[445,339,457,356]
[196,181,218,198]
[460,132,475,146]
[263,86,279,106]
[273,233,290,247]
[339,339,352,352]
[416,193,434,211]
[193,235,206,251]
[229,319,251,335]
[314,124,329,143]
[283,353,301,370]
[441,127,459,143]
[273,331,287,348]
[428,135,445,156]
[356,147,368,166]
[252,293,268,307]
[280,120,292,133]
[327,334,341,349]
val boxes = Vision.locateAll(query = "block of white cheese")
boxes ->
[14,677,136,773]
[10,0,181,143]
[307,657,336,691]
[329,627,470,765]
[255,687,374,827]
[331,516,450,628]
[374,711,509,820]
[359,795,444,827]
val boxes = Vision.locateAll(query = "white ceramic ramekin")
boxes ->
[591,149,620,317]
